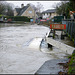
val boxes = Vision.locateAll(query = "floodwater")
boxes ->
[0,23,72,74]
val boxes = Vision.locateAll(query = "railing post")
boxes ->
[70,21,72,40]
[53,29,55,39]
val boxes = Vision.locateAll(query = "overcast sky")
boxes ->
[7,1,61,11]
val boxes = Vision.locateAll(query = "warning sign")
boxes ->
[50,24,66,29]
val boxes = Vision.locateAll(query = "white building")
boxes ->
[42,9,58,19]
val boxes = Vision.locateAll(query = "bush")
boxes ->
[54,16,64,23]
[4,16,30,22]
[68,52,75,74]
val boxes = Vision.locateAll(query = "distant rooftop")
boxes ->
[42,9,56,13]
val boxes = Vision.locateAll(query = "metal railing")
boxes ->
[62,19,75,46]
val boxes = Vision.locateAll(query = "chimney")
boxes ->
[27,4,30,7]
[21,4,24,8]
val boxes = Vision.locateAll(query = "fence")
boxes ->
[62,19,75,46]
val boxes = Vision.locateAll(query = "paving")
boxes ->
[35,58,69,74]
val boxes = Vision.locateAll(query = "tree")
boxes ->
[54,0,75,19]
[36,2,44,13]
[0,1,14,16]
[30,2,44,13]
[55,1,68,15]
[69,0,75,11]
[5,3,14,16]
[0,1,6,15]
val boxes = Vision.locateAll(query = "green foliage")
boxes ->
[68,52,75,74]
[55,0,75,19]
[0,1,14,16]
[69,0,75,11]
[68,66,75,74]
[4,16,30,22]
[0,15,4,18]
[54,16,64,23]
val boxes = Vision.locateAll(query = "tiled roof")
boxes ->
[15,8,21,14]
[15,6,29,16]
[42,9,56,14]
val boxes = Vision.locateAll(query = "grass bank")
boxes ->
[68,50,75,74]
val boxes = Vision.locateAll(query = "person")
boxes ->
[70,11,74,19]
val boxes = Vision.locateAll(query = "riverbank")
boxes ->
[67,50,75,74]
[35,58,69,74]
[47,30,75,74]
[35,29,75,74]
[35,52,75,74]
[58,50,75,74]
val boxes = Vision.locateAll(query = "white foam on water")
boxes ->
[29,38,42,49]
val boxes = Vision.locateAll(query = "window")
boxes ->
[28,11,32,14]
[50,13,51,16]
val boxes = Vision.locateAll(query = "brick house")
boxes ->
[14,4,37,19]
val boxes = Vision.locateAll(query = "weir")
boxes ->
[29,38,42,49]
[46,37,75,55]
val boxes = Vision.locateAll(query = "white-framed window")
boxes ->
[28,11,32,14]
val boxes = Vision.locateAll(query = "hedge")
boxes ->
[4,16,31,22]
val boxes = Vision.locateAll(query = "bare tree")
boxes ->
[0,1,6,15]
[0,1,14,16]
[30,3,37,12]
[5,3,14,16]
[27,2,43,13]
[36,2,44,13]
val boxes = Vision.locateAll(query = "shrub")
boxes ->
[4,16,30,22]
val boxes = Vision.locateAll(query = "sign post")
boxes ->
[50,24,66,39]
[53,29,55,39]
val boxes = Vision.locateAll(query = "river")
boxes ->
[0,23,72,74]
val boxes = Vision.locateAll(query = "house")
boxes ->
[14,4,37,19]
[42,9,58,19]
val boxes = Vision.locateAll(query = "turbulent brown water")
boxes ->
[0,23,72,74]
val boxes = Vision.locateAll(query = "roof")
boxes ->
[15,6,29,16]
[42,9,56,14]
[15,8,21,14]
